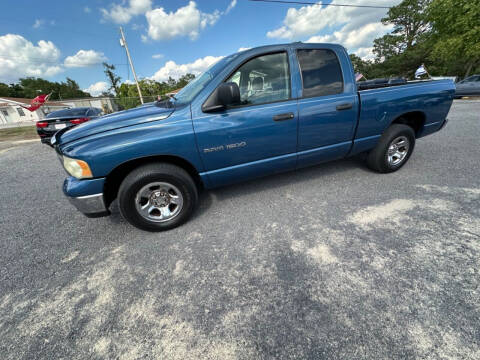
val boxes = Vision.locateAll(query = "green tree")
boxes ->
[384,0,431,50]
[17,77,90,100]
[428,0,480,78]
[114,74,196,110]
[0,83,13,97]
[103,62,121,96]
[176,73,195,89]
[349,54,373,78]
[370,0,433,78]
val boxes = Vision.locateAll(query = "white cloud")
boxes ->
[101,0,152,24]
[131,23,144,31]
[64,50,107,68]
[237,47,251,52]
[84,6,91,13]
[33,19,44,29]
[152,53,164,59]
[145,1,221,41]
[354,47,376,61]
[150,55,223,82]
[0,34,63,83]
[83,81,110,96]
[267,0,399,58]
[307,22,394,59]
[33,19,55,29]
[226,0,237,14]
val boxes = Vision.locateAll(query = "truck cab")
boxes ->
[53,42,454,231]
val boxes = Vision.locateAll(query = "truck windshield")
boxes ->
[172,53,240,105]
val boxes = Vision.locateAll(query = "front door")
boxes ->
[193,51,298,187]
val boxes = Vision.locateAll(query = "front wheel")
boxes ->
[118,163,198,231]
[367,124,416,173]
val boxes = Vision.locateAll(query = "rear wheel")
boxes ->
[118,163,198,231]
[367,124,415,173]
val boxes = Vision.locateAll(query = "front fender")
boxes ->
[59,109,203,178]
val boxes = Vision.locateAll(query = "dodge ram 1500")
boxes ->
[52,42,454,231]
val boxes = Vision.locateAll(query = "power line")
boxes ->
[248,0,392,9]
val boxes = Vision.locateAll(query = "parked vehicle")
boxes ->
[51,42,454,231]
[454,75,480,97]
[36,107,103,144]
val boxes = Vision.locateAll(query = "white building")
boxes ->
[0,96,118,126]
[0,97,69,125]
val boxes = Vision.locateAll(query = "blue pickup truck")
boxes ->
[52,42,454,231]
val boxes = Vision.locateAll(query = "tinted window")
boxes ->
[461,75,480,83]
[297,49,343,97]
[226,52,290,106]
[46,108,89,118]
[87,108,102,116]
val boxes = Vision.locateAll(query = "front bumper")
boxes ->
[67,193,110,218]
[438,117,448,131]
[63,177,110,218]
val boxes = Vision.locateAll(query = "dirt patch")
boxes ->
[0,126,37,142]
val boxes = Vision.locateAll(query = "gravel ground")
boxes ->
[0,100,479,359]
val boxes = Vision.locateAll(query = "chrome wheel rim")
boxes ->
[387,136,410,166]
[135,182,183,223]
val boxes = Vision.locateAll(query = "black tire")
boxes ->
[366,124,416,173]
[118,163,198,231]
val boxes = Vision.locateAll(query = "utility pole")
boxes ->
[119,27,144,104]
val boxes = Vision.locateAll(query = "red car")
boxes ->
[36,107,103,145]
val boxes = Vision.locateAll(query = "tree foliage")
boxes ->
[100,63,196,109]
[102,62,121,96]
[352,0,479,80]
[0,77,91,99]
[428,0,480,77]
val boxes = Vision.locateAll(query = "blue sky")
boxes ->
[0,0,398,96]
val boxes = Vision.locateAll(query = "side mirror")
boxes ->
[202,82,240,112]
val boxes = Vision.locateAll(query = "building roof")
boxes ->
[0,97,69,107]
[50,96,115,102]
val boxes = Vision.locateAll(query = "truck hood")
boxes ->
[55,104,174,145]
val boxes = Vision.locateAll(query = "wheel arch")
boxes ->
[103,155,203,208]
[390,111,426,137]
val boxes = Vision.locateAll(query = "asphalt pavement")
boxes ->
[0,100,479,359]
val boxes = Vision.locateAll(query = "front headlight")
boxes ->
[63,156,93,179]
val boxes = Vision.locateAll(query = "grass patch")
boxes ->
[0,126,37,141]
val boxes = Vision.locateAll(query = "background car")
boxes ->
[455,75,480,97]
[36,107,103,144]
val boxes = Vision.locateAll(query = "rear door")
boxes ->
[296,48,358,167]
[193,51,298,187]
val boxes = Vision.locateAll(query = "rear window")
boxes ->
[46,108,88,118]
[297,49,343,97]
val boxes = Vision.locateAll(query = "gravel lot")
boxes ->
[0,100,479,359]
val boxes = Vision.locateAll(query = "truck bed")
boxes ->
[350,79,455,155]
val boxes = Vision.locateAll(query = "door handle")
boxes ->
[273,112,294,121]
[336,103,353,111]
